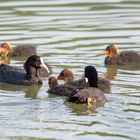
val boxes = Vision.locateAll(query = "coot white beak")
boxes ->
[40,57,50,74]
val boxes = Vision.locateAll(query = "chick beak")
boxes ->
[40,57,50,74]
[57,75,63,80]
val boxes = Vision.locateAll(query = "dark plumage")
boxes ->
[0,43,52,76]
[67,88,105,107]
[57,68,110,91]
[104,44,140,66]
[47,76,85,96]
[48,66,106,109]
[67,66,106,108]
[0,43,36,57]
[11,44,36,57]
[0,55,50,85]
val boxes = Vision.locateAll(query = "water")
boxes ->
[0,0,140,139]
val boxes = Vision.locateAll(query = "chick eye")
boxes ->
[60,72,64,76]
[49,81,53,85]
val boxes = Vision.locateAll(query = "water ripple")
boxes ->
[0,0,140,139]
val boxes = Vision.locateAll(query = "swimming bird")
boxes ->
[47,76,85,96]
[0,55,50,85]
[57,68,110,91]
[0,42,36,57]
[0,43,52,75]
[67,66,106,108]
[103,44,140,66]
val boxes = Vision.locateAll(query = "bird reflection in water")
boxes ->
[0,82,41,99]
[25,85,41,99]
[64,101,99,115]
[102,67,118,80]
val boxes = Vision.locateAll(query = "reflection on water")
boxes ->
[103,65,140,82]
[25,85,41,99]
[0,83,41,99]
[103,67,118,80]
[65,101,98,115]
[0,0,140,139]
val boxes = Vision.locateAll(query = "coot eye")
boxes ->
[36,59,41,63]
[60,72,64,76]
